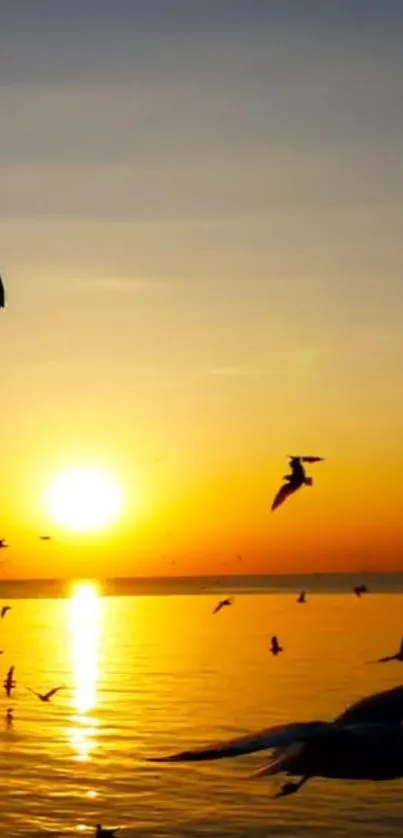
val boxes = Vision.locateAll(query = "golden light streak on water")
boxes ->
[68,582,100,761]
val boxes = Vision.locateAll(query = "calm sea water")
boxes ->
[1,575,403,836]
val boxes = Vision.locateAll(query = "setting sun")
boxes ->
[46,467,122,533]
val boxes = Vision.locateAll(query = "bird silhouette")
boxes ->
[3,666,15,698]
[270,636,283,656]
[1,605,11,619]
[271,457,324,512]
[0,539,8,550]
[146,684,403,798]
[39,535,52,541]
[0,273,5,309]
[213,597,233,615]
[297,591,306,604]
[28,685,64,703]
[368,637,403,664]
[354,584,368,598]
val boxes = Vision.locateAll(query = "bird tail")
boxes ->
[304,477,313,486]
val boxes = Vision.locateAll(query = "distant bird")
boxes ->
[1,605,11,619]
[297,591,306,604]
[95,826,118,838]
[0,273,5,309]
[146,684,403,798]
[354,584,368,598]
[270,635,283,656]
[39,535,52,541]
[271,456,324,512]
[368,637,403,664]
[0,539,8,549]
[3,666,15,698]
[28,685,64,703]
[213,597,233,615]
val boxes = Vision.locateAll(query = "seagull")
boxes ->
[146,684,403,798]
[3,666,15,698]
[368,637,403,664]
[1,605,11,618]
[213,597,233,615]
[297,591,306,604]
[271,456,324,512]
[0,273,5,309]
[354,584,368,598]
[270,635,283,656]
[0,539,8,549]
[28,685,64,703]
[95,826,118,838]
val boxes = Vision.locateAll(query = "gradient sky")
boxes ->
[1,1,403,578]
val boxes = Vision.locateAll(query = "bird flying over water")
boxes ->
[213,597,233,615]
[271,456,324,512]
[353,584,368,598]
[28,685,64,703]
[3,667,15,698]
[146,684,403,798]
[368,637,403,664]
[1,605,11,619]
[270,635,283,656]
[297,591,306,604]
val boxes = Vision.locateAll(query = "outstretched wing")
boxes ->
[45,686,64,700]
[271,482,298,511]
[146,721,329,763]
[301,457,324,463]
[213,601,224,615]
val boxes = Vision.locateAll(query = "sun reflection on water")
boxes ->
[68,581,101,761]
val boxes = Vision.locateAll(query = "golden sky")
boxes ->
[1,2,403,577]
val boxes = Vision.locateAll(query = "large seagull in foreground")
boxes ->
[147,684,403,798]
[271,456,324,512]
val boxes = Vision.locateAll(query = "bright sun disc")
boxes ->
[46,467,121,532]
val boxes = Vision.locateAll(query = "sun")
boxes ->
[46,467,122,533]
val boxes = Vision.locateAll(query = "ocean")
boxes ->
[0,573,403,836]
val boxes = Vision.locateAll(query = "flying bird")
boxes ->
[28,685,64,703]
[0,273,4,309]
[297,591,306,604]
[146,684,403,798]
[3,666,15,698]
[354,584,368,598]
[0,539,8,549]
[271,456,324,512]
[368,637,403,664]
[213,597,233,615]
[270,635,283,656]
[1,605,11,619]
[39,535,52,541]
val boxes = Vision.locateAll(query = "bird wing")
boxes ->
[0,275,4,309]
[400,637,403,656]
[300,457,324,463]
[212,602,223,615]
[44,686,63,699]
[271,483,298,511]
[377,655,395,663]
[335,684,403,726]
[146,721,330,763]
